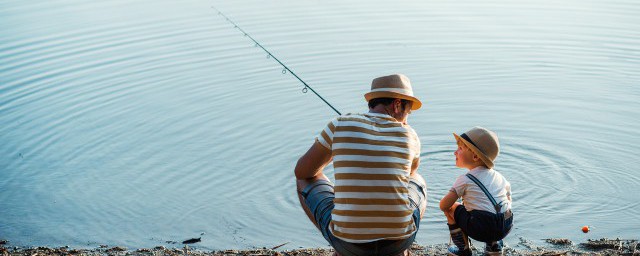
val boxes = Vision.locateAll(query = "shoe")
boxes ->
[448,245,472,256]
[448,226,471,256]
[484,240,503,256]
[449,228,470,252]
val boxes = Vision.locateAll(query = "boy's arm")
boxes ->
[439,190,460,211]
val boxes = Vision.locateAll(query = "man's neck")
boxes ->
[369,106,389,115]
[369,105,407,124]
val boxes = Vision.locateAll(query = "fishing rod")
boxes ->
[211,6,342,115]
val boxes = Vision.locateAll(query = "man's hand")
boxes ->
[294,141,332,179]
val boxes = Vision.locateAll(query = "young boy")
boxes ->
[439,127,513,256]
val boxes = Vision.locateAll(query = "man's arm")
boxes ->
[294,141,332,179]
[410,157,420,176]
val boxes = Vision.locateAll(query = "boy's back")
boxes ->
[451,166,511,214]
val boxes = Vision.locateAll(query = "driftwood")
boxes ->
[582,238,624,250]
[182,237,202,244]
[580,238,639,255]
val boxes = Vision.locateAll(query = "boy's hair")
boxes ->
[457,140,470,150]
[368,97,410,109]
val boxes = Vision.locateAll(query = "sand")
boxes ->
[1,238,638,256]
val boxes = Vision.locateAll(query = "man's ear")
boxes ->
[394,99,403,113]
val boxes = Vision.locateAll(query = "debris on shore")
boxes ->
[544,238,572,245]
[271,242,290,250]
[580,238,638,254]
[1,238,638,256]
[182,237,202,244]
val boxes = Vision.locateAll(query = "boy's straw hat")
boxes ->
[453,127,500,168]
[364,74,422,110]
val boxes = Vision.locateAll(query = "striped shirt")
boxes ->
[316,112,421,243]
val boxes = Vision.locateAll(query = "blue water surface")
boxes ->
[1,0,639,250]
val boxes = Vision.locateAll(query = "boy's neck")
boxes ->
[467,164,488,171]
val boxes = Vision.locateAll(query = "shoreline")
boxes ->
[1,238,637,256]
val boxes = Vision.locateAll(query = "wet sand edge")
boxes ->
[0,238,637,256]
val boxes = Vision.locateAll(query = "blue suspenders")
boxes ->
[465,173,503,214]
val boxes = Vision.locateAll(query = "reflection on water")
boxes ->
[1,0,639,250]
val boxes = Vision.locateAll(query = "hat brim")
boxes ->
[453,132,494,168]
[364,91,422,110]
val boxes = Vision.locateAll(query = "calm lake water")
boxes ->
[1,0,639,250]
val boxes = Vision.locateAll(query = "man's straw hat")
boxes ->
[453,127,500,168]
[364,74,422,110]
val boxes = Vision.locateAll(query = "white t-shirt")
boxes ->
[450,166,511,214]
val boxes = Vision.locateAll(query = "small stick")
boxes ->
[271,242,290,250]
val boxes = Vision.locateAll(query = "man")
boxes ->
[295,74,427,256]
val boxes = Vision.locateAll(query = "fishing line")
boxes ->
[211,6,342,115]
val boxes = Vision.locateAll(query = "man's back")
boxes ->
[316,112,421,243]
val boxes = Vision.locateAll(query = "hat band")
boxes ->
[369,88,414,96]
[460,133,480,149]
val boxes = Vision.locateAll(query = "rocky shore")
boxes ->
[0,238,637,256]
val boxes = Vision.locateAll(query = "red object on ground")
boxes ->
[582,226,590,233]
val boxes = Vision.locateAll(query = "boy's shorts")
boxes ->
[300,178,427,256]
[453,205,513,243]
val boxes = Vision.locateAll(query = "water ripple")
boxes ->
[2,0,639,249]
